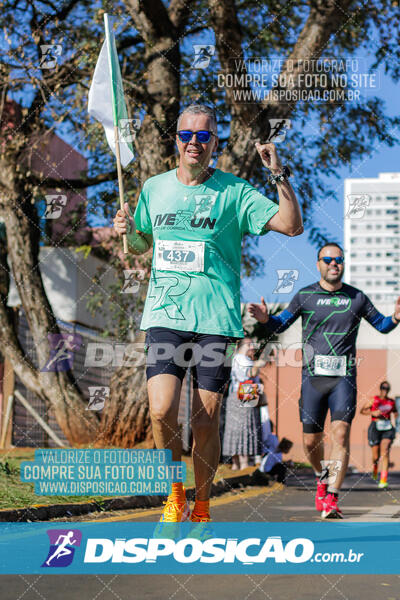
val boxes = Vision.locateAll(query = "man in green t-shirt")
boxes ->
[114,104,303,524]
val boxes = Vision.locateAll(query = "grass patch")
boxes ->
[0,450,239,511]
[0,450,105,510]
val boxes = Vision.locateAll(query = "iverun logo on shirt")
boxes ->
[154,211,217,230]
[154,194,218,231]
[316,297,350,307]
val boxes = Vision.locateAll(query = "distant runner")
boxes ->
[360,381,398,488]
[113,104,303,524]
[249,242,400,518]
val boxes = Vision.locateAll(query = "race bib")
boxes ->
[155,240,205,272]
[376,419,393,432]
[314,354,347,377]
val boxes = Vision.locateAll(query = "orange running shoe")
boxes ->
[190,512,211,523]
[153,494,190,539]
[189,511,213,541]
[159,496,190,523]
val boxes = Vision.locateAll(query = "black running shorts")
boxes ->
[144,327,237,393]
[300,376,357,433]
[367,421,396,447]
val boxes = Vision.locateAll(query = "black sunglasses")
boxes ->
[320,256,344,265]
[177,130,215,143]
[381,386,390,391]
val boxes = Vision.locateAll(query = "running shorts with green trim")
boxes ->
[144,327,237,393]
[299,376,357,433]
[367,421,396,446]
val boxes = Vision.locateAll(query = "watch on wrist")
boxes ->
[393,314,400,324]
[269,165,291,185]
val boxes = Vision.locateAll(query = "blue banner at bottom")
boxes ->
[0,522,399,574]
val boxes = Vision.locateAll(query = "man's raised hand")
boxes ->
[393,296,400,322]
[255,142,283,173]
[248,297,269,324]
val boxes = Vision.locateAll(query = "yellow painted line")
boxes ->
[93,483,283,522]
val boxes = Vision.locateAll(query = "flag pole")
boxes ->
[114,124,128,254]
[104,12,129,255]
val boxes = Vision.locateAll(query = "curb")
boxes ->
[0,468,270,522]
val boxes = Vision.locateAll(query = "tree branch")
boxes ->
[124,0,175,41]
[29,169,118,190]
[211,0,357,178]
[168,0,192,33]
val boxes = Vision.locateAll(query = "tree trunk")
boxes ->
[0,159,99,445]
[100,0,190,447]
[99,332,153,447]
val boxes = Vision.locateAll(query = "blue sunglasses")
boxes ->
[177,130,215,143]
[320,256,344,265]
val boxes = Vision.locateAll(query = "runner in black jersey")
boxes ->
[249,242,400,518]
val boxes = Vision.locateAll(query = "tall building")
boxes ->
[344,172,400,304]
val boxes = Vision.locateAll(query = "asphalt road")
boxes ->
[2,470,400,600]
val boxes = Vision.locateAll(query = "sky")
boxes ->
[45,17,399,305]
[241,61,400,304]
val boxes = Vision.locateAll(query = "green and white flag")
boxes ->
[88,13,134,167]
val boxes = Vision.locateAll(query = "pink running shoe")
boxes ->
[321,493,343,519]
[315,480,328,512]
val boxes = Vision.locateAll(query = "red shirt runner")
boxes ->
[370,396,396,421]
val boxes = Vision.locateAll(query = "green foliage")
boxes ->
[1,0,400,339]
